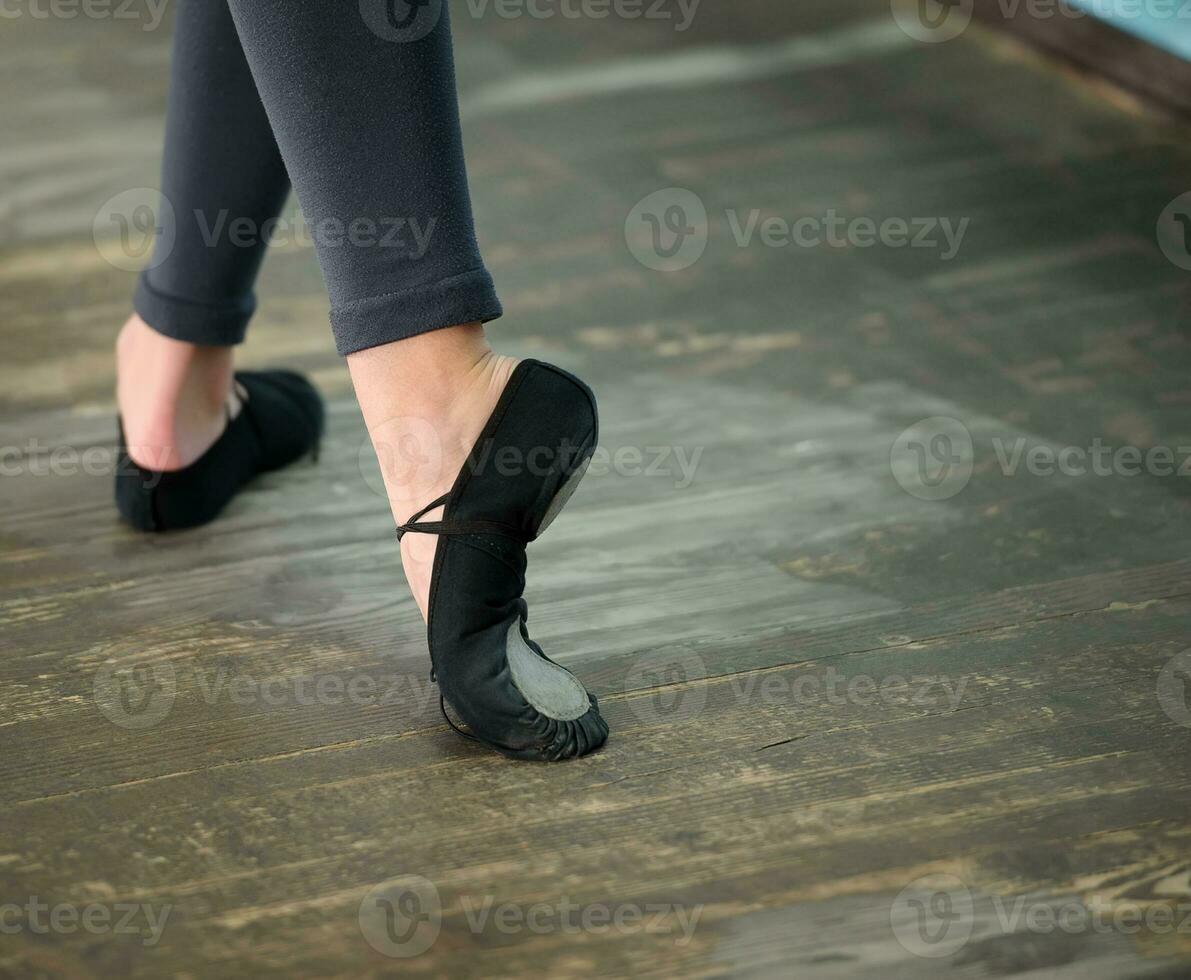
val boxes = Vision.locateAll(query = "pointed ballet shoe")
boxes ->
[115,369,324,532]
[397,359,609,762]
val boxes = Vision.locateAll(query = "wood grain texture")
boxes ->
[2,1,1191,977]
[974,0,1191,120]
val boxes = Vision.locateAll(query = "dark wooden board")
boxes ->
[3,1,1191,977]
[974,0,1191,119]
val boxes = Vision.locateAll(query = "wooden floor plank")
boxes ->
[4,1,1191,976]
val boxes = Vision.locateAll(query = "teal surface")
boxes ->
[1066,0,1191,59]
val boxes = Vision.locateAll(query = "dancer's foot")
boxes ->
[395,358,607,760]
[351,329,607,760]
[114,314,323,532]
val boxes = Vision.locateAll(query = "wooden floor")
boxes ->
[3,3,1191,977]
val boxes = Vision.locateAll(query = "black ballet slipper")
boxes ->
[397,359,609,762]
[115,369,324,532]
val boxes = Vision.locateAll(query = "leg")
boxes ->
[221,2,606,759]
[222,0,501,357]
[347,327,518,622]
[119,0,291,470]
[222,0,504,609]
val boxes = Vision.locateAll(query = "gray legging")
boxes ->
[133,0,502,355]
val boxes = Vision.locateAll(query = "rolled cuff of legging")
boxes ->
[133,273,255,347]
[329,267,503,356]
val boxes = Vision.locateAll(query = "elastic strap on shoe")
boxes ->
[395,493,532,543]
[398,493,523,746]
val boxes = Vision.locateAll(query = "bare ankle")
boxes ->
[116,314,236,470]
[348,325,519,517]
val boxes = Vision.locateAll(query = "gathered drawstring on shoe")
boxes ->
[438,694,478,741]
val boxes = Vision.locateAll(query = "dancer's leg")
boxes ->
[222,0,501,356]
[119,0,291,471]
[222,0,504,616]
[216,2,606,758]
[347,327,518,622]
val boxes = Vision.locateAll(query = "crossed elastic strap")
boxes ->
[395,492,533,544]
[395,493,530,742]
